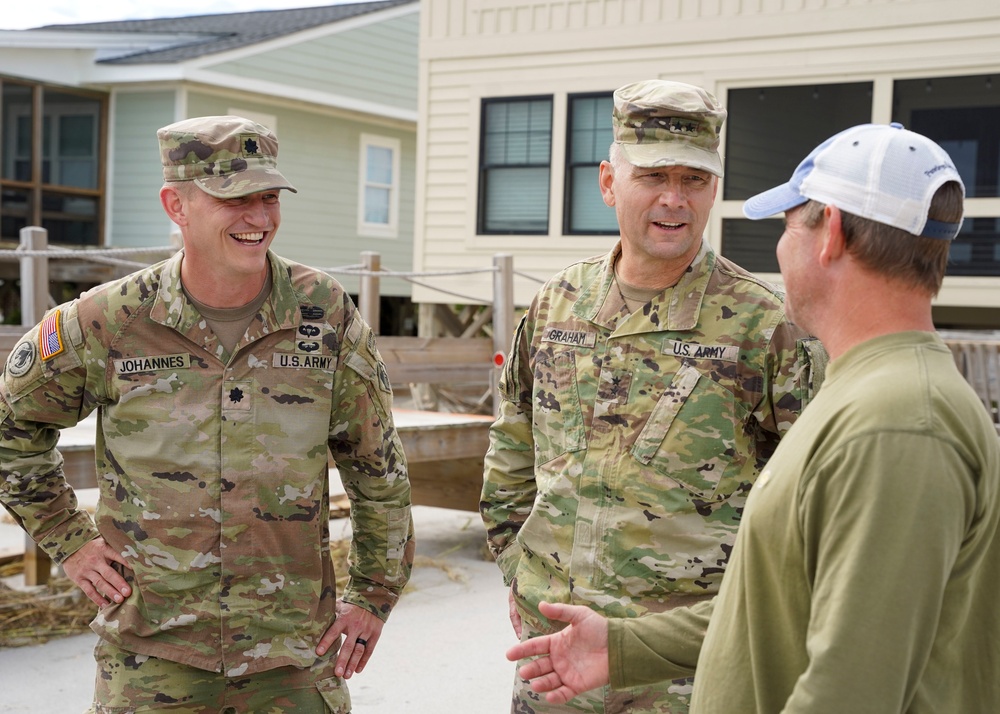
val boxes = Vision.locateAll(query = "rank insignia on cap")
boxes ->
[39,309,64,361]
[241,134,261,157]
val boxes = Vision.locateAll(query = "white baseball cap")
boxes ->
[743,123,964,240]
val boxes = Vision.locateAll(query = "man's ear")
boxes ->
[598,161,616,208]
[160,185,188,226]
[818,204,846,266]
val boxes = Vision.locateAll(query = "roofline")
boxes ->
[101,1,418,66]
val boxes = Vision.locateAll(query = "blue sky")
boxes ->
[2,0,356,30]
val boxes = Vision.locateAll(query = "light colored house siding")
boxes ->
[108,90,179,248]
[207,12,419,112]
[414,0,1000,311]
[186,91,415,297]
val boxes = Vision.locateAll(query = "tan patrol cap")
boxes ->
[158,115,297,199]
[612,80,727,177]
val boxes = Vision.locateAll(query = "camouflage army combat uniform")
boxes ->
[0,250,413,711]
[483,239,823,713]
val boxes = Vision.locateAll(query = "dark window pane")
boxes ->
[1,187,31,241]
[566,165,617,234]
[43,90,100,189]
[894,74,1000,198]
[483,167,550,233]
[947,217,1000,276]
[720,218,781,273]
[568,95,613,164]
[724,82,873,201]
[41,192,98,246]
[3,83,34,182]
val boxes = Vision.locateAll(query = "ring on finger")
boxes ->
[355,637,368,647]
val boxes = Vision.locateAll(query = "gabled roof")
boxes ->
[34,0,416,65]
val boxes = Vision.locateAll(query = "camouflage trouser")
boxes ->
[510,615,693,714]
[86,639,351,713]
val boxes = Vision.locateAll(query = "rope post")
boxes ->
[492,254,514,416]
[19,226,52,586]
[20,226,49,327]
[360,251,381,335]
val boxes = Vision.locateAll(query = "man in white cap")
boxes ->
[505,123,1000,714]
[483,80,824,713]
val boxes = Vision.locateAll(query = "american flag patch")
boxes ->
[40,310,64,360]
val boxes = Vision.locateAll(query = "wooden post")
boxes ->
[360,251,381,335]
[491,254,514,416]
[19,226,51,586]
[20,226,49,328]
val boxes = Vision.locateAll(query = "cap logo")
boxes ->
[924,163,954,177]
[241,134,261,157]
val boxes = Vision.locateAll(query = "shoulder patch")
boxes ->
[39,310,65,361]
[6,340,36,377]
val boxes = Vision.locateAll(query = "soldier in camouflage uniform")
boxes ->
[482,81,825,714]
[0,116,414,713]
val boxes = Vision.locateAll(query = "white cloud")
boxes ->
[1,0,356,31]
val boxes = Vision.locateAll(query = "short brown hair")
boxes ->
[800,181,963,296]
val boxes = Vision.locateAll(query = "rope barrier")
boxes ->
[324,266,498,278]
[0,246,175,259]
[0,245,541,301]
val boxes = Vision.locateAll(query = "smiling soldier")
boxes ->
[0,116,414,713]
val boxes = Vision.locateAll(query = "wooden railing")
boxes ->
[940,330,1000,433]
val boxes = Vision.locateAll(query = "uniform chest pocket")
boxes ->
[631,362,746,500]
[532,350,586,464]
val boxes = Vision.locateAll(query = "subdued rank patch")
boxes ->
[663,339,739,362]
[241,134,260,157]
[224,381,253,411]
[275,353,334,370]
[6,341,36,377]
[114,354,192,375]
[664,117,700,135]
[39,310,64,360]
[541,327,597,348]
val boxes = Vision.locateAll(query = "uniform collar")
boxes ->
[574,239,715,332]
[151,250,301,334]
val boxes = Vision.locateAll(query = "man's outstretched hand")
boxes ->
[505,601,611,705]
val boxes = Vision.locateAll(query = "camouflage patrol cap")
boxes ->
[158,115,297,198]
[613,80,727,177]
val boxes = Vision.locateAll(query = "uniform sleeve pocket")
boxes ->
[532,350,585,463]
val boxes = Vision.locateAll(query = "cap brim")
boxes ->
[618,142,723,177]
[193,168,298,199]
[742,182,808,220]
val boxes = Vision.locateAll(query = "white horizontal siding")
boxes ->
[414,0,1000,307]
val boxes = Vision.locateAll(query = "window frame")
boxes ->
[477,94,553,235]
[0,76,107,247]
[563,91,618,236]
[357,133,401,239]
